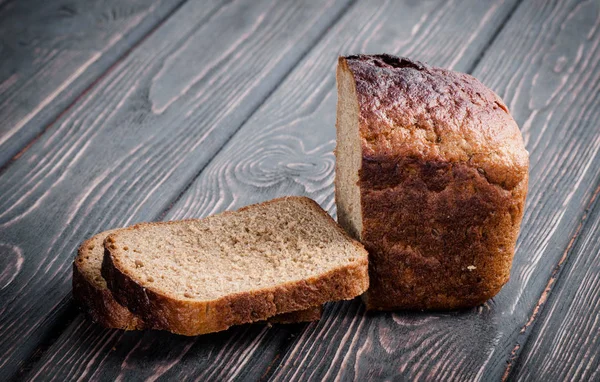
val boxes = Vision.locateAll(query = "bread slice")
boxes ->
[101,196,369,336]
[73,229,146,330]
[74,230,324,330]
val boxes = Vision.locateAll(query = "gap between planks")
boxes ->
[465,0,524,74]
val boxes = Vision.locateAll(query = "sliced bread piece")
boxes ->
[102,196,369,336]
[73,229,145,330]
[74,230,323,330]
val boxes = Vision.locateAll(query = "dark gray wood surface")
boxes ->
[266,0,600,380]
[512,187,600,380]
[20,0,521,380]
[0,0,186,166]
[0,0,352,378]
[1,0,599,380]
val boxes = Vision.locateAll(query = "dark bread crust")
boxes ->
[102,197,369,335]
[73,236,146,330]
[73,263,146,330]
[338,55,529,310]
[268,305,324,324]
[361,159,527,309]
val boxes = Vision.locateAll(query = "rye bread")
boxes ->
[74,230,324,330]
[335,54,528,310]
[73,229,145,330]
[101,196,368,335]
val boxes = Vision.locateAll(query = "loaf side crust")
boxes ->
[361,159,528,309]
[102,196,369,335]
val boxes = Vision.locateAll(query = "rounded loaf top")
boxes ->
[341,54,528,190]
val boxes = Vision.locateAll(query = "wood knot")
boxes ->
[0,243,24,290]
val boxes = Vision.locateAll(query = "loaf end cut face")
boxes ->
[335,54,528,310]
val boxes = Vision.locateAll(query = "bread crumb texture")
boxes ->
[108,197,367,302]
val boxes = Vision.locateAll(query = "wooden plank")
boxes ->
[267,0,600,380]
[0,0,353,379]
[0,0,187,166]
[22,0,522,380]
[510,186,600,381]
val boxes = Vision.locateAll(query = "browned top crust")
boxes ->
[342,54,528,190]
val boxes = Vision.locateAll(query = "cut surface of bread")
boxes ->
[336,63,363,241]
[74,230,324,330]
[336,54,528,310]
[102,196,368,335]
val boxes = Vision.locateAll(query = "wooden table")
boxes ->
[1,0,599,380]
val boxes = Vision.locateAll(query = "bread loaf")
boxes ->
[102,196,369,335]
[335,54,528,310]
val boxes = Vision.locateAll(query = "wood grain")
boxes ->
[510,186,600,381]
[268,0,600,380]
[0,0,187,166]
[0,0,353,379]
[21,0,522,381]
[24,313,309,381]
[139,0,600,380]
